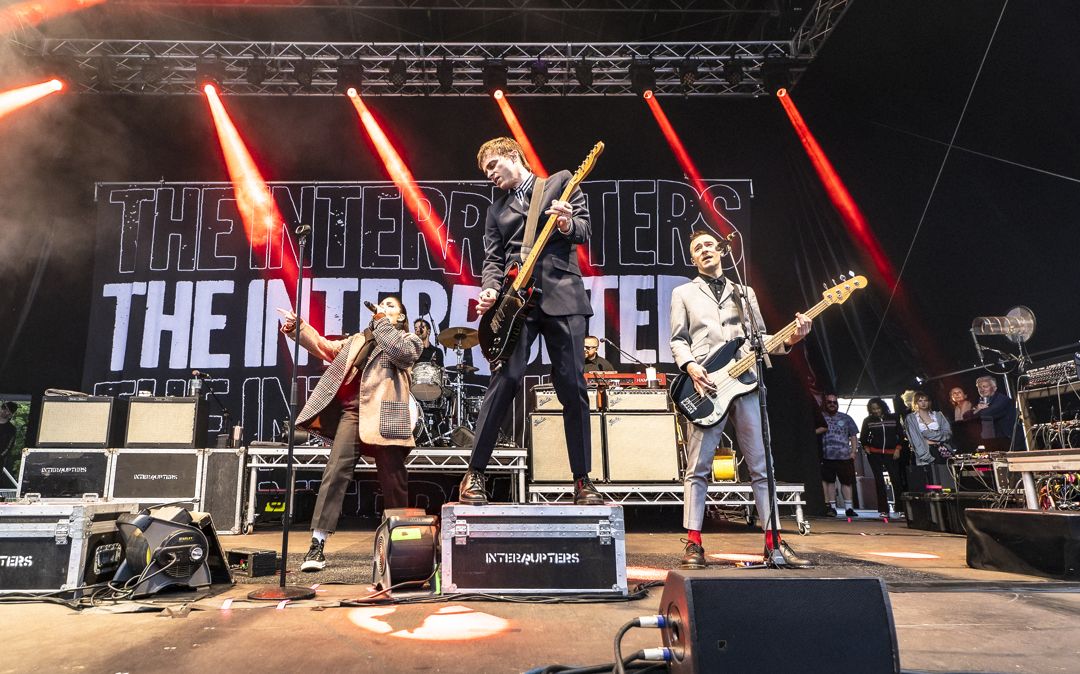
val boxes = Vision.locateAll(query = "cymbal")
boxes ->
[444,363,479,374]
[437,326,479,349]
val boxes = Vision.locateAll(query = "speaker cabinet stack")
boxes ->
[36,396,126,448]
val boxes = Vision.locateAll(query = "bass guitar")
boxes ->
[669,276,867,427]
[477,142,605,363]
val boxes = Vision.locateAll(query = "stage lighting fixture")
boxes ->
[336,58,363,93]
[574,59,594,87]
[629,59,656,97]
[245,58,267,86]
[436,59,454,93]
[482,59,508,96]
[762,58,794,94]
[723,58,743,87]
[140,57,167,87]
[195,57,228,92]
[528,58,549,88]
[388,57,409,89]
[293,58,315,89]
[677,58,698,89]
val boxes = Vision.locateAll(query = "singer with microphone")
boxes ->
[583,336,616,373]
[279,296,423,572]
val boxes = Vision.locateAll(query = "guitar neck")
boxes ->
[727,297,832,378]
[511,180,578,291]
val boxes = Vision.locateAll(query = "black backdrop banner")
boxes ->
[84,178,752,445]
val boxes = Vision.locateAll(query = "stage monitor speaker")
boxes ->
[660,570,900,674]
[200,448,247,534]
[125,397,207,448]
[605,413,679,481]
[529,412,604,482]
[36,396,124,448]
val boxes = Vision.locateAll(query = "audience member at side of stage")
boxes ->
[947,386,980,452]
[859,398,904,517]
[817,394,860,518]
[903,391,955,490]
[971,375,1018,451]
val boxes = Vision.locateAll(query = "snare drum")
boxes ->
[411,361,445,401]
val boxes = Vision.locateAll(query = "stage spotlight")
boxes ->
[435,59,454,93]
[293,58,315,89]
[140,57,167,87]
[245,57,267,86]
[388,57,409,89]
[723,58,743,87]
[336,58,363,94]
[528,58,549,88]
[629,59,656,97]
[574,59,594,87]
[677,58,698,90]
[482,59,507,96]
[195,57,227,92]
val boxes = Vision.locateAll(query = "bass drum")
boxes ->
[410,362,445,401]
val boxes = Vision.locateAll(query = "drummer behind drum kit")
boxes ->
[410,326,489,447]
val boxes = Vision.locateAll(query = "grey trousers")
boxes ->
[311,408,410,533]
[683,392,776,532]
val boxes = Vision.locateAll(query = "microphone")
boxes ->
[601,336,646,366]
[191,370,211,379]
[294,224,311,236]
[364,300,379,314]
[970,328,985,365]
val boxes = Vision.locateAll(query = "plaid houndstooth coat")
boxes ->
[289,317,423,447]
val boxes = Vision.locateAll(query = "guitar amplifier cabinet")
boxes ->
[107,448,203,505]
[533,386,600,412]
[36,396,125,448]
[0,502,138,595]
[605,389,670,412]
[441,503,627,595]
[605,413,681,482]
[18,448,113,500]
[124,397,208,449]
[529,413,605,482]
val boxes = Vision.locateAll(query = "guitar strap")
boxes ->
[519,177,548,263]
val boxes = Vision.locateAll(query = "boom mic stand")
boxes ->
[249,225,317,602]
[726,254,788,568]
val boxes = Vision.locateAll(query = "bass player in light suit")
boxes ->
[458,136,603,507]
[670,230,813,568]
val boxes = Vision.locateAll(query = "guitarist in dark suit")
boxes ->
[458,137,603,506]
[670,230,812,568]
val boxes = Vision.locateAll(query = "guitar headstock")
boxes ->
[822,274,868,305]
[570,141,605,185]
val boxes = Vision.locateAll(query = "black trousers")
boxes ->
[865,452,902,514]
[469,308,591,477]
[311,408,410,533]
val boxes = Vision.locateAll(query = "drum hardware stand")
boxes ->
[248,224,317,602]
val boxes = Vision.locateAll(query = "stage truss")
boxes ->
[8,1,850,97]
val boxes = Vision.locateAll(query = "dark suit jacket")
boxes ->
[974,391,1017,441]
[481,169,593,317]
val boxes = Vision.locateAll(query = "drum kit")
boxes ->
[410,326,488,446]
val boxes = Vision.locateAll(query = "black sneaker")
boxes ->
[845,508,857,518]
[825,506,837,517]
[301,537,326,572]
[459,469,488,505]
[679,539,706,569]
[573,476,604,505]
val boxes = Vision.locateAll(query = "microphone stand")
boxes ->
[193,372,235,447]
[249,225,317,602]
[726,257,787,568]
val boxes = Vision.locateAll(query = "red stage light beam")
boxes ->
[0,79,64,120]
[643,90,731,235]
[491,93,598,276]
[203,84,300,294]
[0,0,106,32]
[347,88,466,280]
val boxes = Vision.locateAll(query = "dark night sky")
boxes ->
[1,0,1076,500]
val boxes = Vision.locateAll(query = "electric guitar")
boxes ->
[669,276,868,427]
[477,142,605,363]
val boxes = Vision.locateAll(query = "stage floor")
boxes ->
[3,515,1079,673]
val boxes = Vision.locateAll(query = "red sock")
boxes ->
[687,530,702,546]
[764,530,781,549]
